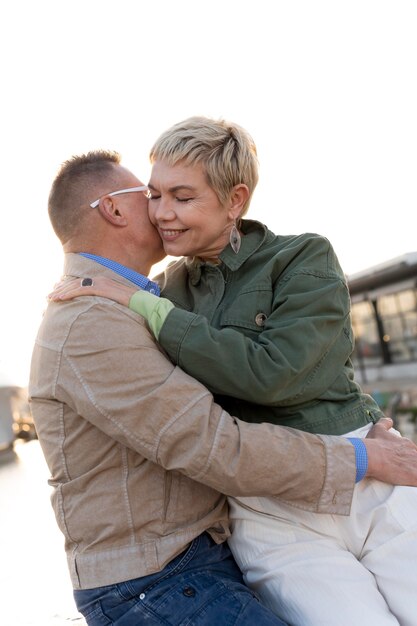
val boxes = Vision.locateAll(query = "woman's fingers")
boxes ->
[48,278,91,300]
[48,276,136,306]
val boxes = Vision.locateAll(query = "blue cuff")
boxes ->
[347,438,368,482]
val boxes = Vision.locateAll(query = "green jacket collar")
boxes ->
[186,219,271,285]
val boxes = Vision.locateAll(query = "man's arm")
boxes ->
[60,302,417,515]
[54,301,355,514]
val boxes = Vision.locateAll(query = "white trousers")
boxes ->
[228,428,417,626]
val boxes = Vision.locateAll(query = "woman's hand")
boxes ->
[48,276,137,307]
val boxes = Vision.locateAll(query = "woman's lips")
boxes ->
[159,228,187,241]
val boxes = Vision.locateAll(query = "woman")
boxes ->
[51,116,417,626]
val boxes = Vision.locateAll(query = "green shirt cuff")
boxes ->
[129,290,174,339]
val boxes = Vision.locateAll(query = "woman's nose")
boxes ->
[153,198,176,222]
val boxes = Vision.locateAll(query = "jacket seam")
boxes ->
[189,410,228,481]
[154,389,214,464]
[121,446,136,543]
[65,354,157,457]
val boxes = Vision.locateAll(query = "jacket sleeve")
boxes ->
[57,300,356,514]
[158,238,353,406]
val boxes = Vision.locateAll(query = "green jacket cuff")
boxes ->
[129,290,174,339]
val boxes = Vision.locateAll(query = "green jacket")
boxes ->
[156,220,384,435]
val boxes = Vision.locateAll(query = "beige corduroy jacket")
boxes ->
[29,253,356,590]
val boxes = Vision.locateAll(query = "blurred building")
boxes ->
[348,252,417,439]
[0,383,34,451]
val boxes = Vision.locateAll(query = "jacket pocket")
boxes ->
[220,287,273,334]
[163,471,221,526]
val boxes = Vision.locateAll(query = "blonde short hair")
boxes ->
[149,116,259,215]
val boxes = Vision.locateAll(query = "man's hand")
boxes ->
[364,417,417,485]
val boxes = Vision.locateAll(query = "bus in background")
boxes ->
[347,252,417,440]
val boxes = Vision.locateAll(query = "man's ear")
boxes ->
[228,184,250,220]
[96,196,128,226]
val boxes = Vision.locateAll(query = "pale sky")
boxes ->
[1,0,416,386]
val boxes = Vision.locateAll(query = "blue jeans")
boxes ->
[74,533,287,625]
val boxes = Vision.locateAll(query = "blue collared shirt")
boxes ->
[79,253,160,296]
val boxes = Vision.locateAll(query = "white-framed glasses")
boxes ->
[89,186,150,208]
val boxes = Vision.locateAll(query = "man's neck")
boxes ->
[64,243,153,277]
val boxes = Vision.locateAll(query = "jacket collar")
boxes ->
[185,219,270,285]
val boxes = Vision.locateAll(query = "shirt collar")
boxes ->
[79,253,160,295]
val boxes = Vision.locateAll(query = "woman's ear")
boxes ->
[228,184,250,220]
[96,196,128,226]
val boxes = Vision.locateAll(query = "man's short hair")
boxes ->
[149,116,259,216]
[48,150,122,243]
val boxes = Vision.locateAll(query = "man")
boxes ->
[30,150,417,626]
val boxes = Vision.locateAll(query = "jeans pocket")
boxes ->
[75,583,136,626]
[76,599,112,626]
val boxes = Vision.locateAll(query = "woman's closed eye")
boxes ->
[148,194,193,203]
